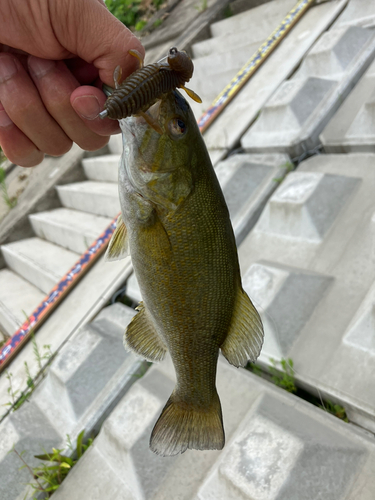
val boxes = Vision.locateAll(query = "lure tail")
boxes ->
[150,390,225,456]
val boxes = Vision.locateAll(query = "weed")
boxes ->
[0,166,17,209]
[2,318,54,413]
[195,0,208,13]
[11,430,93,498]
[273,161,295,184]
[153,18,163,28]
[269,357,297,393]
[223,4,232,18]
[105,0,165,31]
[135,19,147,31]
[320,400,348,422]
[3,372,19,408]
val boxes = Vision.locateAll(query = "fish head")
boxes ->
[119,90,204,211]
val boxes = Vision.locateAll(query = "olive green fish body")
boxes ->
[107,91,263,456]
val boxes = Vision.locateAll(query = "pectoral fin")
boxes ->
[221,288,264,367]
[124,302,167,362]
[105,215,129,261]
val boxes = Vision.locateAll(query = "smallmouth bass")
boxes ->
[106,90,264,456]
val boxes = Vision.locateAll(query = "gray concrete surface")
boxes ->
[0,303,143,500]
[51,357,375,500]
[241,26,375,156]
[320,57,375,152]
[238,153,375,432]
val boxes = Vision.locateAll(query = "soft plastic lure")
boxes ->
[99,47,201,122]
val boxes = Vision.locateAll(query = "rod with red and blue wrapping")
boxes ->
[0,217,117,371]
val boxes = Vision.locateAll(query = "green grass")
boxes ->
[11,430,93,499]
[106,0,167,31]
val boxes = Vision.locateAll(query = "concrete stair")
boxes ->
[29,208,112,254]
[1,238,79,295]
[81,154,120,183]
[188,0,297,115]
[56,181,120,218]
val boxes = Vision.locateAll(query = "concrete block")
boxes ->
[215,153,291,244]
[33,303,141,441]
[209,0,296,38]
[333,0,375,29]
[238,153,375,431]
[0,269,44,337]
[203,1,347,152]
[242,26,375,156]
[242,261,333,361]
[320,58,375,153]
[82,154,120,183]
[29,208,112,254]
[192,0,296,59]
[50,358,375,500]
[292,26,375,81]
[0,255,132,413]
[56,181,120,218]
[1,237,79,294]
[0,403,61,500]
[108,134,123,155]
[0,303,144,500]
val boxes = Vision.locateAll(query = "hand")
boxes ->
[0,0,144,167]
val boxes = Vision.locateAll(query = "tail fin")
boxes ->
[150,392,225,456]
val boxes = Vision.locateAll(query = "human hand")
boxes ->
[0,0,144,167]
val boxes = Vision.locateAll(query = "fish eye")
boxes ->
[168,117,187,138]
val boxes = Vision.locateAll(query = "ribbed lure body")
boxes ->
[103,48,199,120]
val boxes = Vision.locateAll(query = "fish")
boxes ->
[106,90,264,456]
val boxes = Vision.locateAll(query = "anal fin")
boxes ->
[221,287,264,368]
[124,301,167,362]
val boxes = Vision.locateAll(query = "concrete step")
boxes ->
[320,57,375,153]
[29,208,112,254]
[46,357,375,500]
[0,269,45,337]
[1,238,80,295]
[0,303,141,500]
[238,153,375,432]
[192,0,296,58]
[333,0,375,29]
[202,1,343,160]
[81,155,120,183]
[209,0,296,38]
[56,181,120,218]
[241,26,375,157]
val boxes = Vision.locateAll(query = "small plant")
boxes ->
[320,400,348,422]
[269,357,297,393]
[195,0,208,13]
[223,4,232,18]
[12,430,93,498]
[105,0,166,31]
[247,362,263,377]
[273,161,295,184]
[0,166,17,209]
[2,318,54,413]
[152,18,163,28]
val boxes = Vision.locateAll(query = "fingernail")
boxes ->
[73,95,101,120]
[0,56,17,83]
[28,56,56,78]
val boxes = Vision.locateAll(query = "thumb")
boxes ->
[49,0,145,85]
